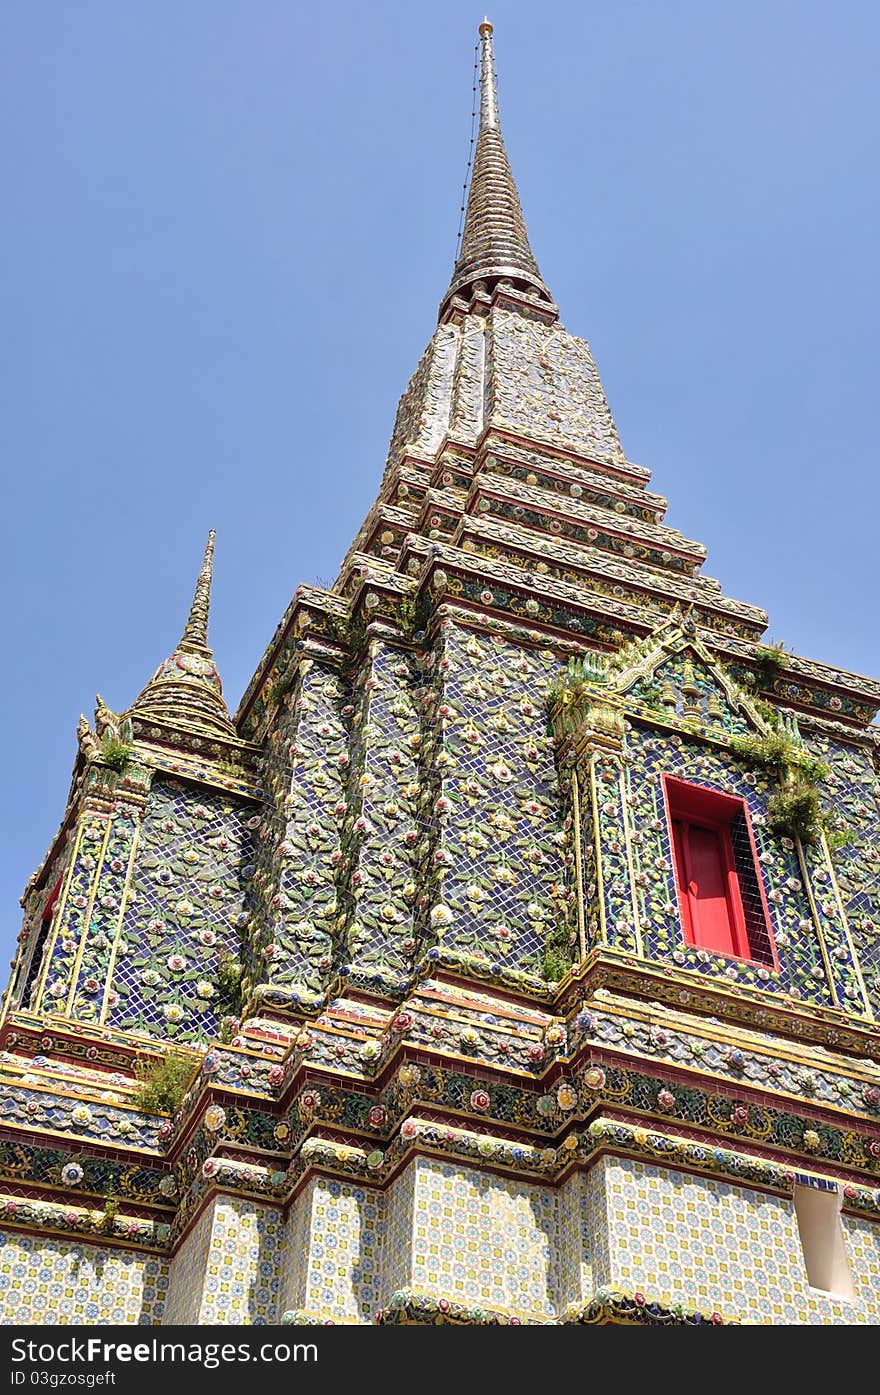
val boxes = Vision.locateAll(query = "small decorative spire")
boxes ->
[127,531,237,743]
[181,530,215,650]
[440,19,554,319]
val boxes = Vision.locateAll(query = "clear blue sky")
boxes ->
[1,1,878,968]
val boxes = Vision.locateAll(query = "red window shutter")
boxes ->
[668,804,750,959]
[664,775,777,968]
[671,819,694,941]
[685,822,738,956]
[42,875,63,924]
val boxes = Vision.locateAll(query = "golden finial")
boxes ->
[479,17,494,37]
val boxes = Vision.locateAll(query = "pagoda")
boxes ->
[3,21,880,1327]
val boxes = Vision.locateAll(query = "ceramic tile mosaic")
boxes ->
[613,719,870,1015]
[278,1179,313,1315]
[427,626,574,977]
[249,667,349,1006]
[34,810,115,1016]
[0,1230,168,1325]
[556,1169,609,1307]
[199,1198,283,1325]
[109,779,255,1042]
[408,1158,559,1318]
[163,1203,216,1325]
[339,642,422,991]
[382,1159,417,1301]
[601,1155,880,1324]
[282,1178,385,1321]
[814,734,880,1016]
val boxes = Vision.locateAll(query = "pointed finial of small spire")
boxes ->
[478,19,498,131]
[181,529,215,650]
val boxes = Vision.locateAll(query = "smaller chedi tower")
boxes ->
[3,20,880,1327]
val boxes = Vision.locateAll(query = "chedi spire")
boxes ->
[439,19,554,320]
[128,530,237,742]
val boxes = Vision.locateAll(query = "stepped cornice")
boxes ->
[455,513,768,633]
[471,471,708,571]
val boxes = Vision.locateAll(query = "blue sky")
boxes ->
[1,1,878,967]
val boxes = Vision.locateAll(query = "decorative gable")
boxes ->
[625,648,757,737]
[548,610,772,753]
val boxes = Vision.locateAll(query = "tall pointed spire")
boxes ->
[439,19,554,319]
[128,530,237,743]
[180,529,215,649]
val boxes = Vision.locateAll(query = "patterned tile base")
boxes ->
[408,1158,559,1317]
[0,1230,168,1325]
[165,1197,283,1324]
[4,1158,880,1324]
[282,1177,386,1321]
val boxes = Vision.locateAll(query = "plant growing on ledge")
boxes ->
[731,725,834,844]
[541,917,575,983]
[217,757,245,781]
[99,738,132,772]
[324,611,350,647]
[729,730,829,785]
[748,641,786,692]
[767,784,824,843]
[397,591,432,642]
[266,672,296,708]
[216,953,244,1015]
[133,1051,194,1116]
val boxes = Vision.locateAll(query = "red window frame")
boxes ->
[662,775,778,968]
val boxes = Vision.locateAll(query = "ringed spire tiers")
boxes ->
[439,19,555,321]
[128,530,237,743]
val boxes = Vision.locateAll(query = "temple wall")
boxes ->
[0,1230,168,1325]
[339,641,423,993]
[281,1177,386,1322]
[247,664,349,1008]
[813,734,880,1016]
[163,1201,215,1324]
[429,626,574,979]
[617,716,869,1009]
[33,803,139,1020]
[404,1157,560,1318]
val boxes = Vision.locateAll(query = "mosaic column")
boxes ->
[557,686,640,958]
[336,639,423,997]
[247,660,349,1013]
[164,1196,284,1324]
[280,1177,386,1323]
[422,624,571,983]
